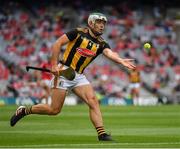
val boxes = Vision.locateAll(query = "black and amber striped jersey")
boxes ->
[61,27,110,74]
[129,70,141,83]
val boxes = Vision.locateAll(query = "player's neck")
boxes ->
[88,28,99,39]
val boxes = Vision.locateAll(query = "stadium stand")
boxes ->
[0,0,180,105]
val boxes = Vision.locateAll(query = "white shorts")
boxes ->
[129,83,140,89]
[50,65,90,90]
[43,79,51,86]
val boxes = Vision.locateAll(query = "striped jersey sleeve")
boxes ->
[66,29,78,41]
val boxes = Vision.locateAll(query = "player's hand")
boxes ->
[120,59,136,70]
[51,65,61,76]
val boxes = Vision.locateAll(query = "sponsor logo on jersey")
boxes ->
[76,48,96,57]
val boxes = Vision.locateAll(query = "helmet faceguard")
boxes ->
[88,13,107,36]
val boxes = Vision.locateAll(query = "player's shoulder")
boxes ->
[97,36,108,44]
[76,27,89,33]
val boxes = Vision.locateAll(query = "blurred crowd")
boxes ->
[0,0,180,104]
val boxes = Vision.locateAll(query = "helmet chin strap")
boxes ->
[89,26,102,37]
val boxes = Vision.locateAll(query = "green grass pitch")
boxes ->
[0,105,180,148]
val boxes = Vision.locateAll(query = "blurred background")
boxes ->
[0,0,180,106]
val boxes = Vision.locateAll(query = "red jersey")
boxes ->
[40,62,52,80]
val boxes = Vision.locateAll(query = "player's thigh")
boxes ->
[72,84,98,105]
[51,88,67,110]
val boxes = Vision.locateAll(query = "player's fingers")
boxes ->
[51,71,59,76]
[51,66,62,76]
[51,65,60,72]
[130,63,136,69]
[125,59,135,61]
[127,61,136,67]
[127,63,136,69]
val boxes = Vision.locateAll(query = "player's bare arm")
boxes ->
[103,48,136,70]
[51,34,69,73]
